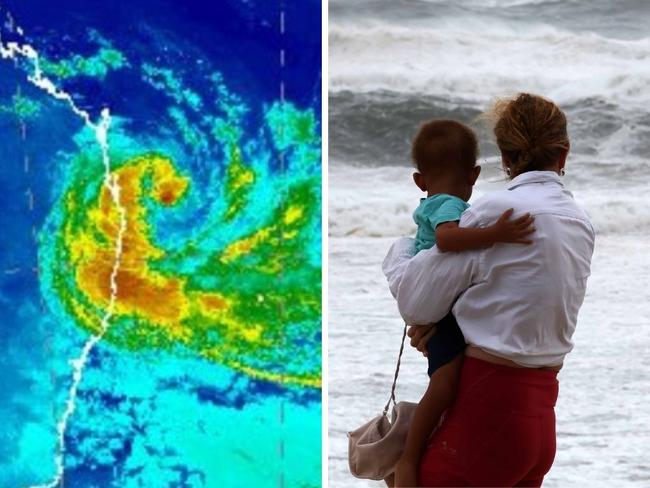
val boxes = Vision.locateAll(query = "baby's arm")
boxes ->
[435,208,535,253]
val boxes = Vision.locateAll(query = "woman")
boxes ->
[383,93,595,487]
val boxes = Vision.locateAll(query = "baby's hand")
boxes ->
[493,208,535,244]
[407,324,436,357]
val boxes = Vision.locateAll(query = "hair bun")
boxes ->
[516,149,533,169]
[489,93,569,178]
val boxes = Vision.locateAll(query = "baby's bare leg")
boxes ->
[384,472,395,487]
[393,355,463,487]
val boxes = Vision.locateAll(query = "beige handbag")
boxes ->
[348,324,418,480]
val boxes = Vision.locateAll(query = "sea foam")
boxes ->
[330,21,650,107]
[329,163,649,238]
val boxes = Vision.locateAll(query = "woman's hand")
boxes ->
[407,324,436,356]
[394,458,419,487]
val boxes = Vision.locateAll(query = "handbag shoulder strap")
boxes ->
[382,322,408,416]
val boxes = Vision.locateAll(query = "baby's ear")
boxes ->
[469,165,481,185]
[413,172,427,192]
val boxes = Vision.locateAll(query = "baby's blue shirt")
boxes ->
[413,194,470,252]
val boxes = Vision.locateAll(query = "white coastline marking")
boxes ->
[1,34,127,488]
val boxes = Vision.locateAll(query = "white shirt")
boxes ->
[383,171,595,367]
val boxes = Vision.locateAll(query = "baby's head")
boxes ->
[411,119,480,201]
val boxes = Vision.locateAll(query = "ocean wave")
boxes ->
[329,91,650,168]
[330,22,650,107]
[453,0,576,7]
[328,164,650,237]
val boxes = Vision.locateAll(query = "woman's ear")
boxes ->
[501,153,513,176]
[558,148,569,172]
[413,172,427,192]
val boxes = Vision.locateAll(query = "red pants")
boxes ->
[419,356,559,487]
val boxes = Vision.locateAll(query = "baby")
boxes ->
[393,119,535,487]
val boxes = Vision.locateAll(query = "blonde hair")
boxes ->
[487,93,569,177]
